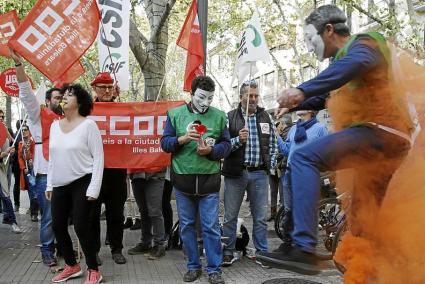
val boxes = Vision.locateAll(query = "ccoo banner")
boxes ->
[8,0,100,82]
[0,10,20,57]
[97,0,130,91]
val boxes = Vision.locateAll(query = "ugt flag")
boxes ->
[233,13,271,85]
[8,0,100,83]
[176,0,204,92]
[0,10,20,57]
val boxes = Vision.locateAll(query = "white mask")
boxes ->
[304,24,325,62]
[192,88,214,114]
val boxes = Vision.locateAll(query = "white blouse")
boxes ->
[46,119,104,199]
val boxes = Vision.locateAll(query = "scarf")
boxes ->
[294,117,317,143]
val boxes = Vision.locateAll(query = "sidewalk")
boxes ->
[0,192,343,284]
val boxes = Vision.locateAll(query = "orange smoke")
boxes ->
[331,49,425,283]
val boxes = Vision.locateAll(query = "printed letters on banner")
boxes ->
[8,0,100,82]
[0,10,20,57]
[0,68,33,97]
[41,101,185,171]
[97,0,130,90]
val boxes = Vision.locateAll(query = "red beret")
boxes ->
[90,72,114,86]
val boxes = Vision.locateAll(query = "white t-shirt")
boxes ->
[46,118,104,199]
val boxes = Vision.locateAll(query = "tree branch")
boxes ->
[346,1,385,27]
[129,19,149,68]
[150,0,176,42]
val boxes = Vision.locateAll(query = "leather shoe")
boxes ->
[112,252,127,264]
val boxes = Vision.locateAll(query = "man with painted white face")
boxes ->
[161,76,230,284]
[257,5,413,275]
[221,80,278,266]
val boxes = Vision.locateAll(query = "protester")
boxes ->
[221,80,278,266]
[18,124,40,222]
[161,76,230,284]
[127,169,167,260]
[11,48,61,266]
[90,72,128,265]
[12,120,24,212]
[0,121,22,234]
[276,110,328,248]
[46,84,104,284]
[257,5,413,275]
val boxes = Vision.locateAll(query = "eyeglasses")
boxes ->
[96,85,114,90]
[22,129,29,132]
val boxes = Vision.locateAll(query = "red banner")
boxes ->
[8,0,100,82]
[176,0,205,92]
[0,68,33,97]
[0,10,20,57]
[0,123,8,147]
[41,101,185,170]
[53,60,85,87]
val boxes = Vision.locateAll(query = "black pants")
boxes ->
[51,174,98,270]
[92,169,127,254]
[12,165,20,208]
[162,180,173,237]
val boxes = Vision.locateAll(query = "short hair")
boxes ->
[191,76,215,94]
[305,5,350,36]
[45,87,61,101]
[62,84,93,117]
[0,109,4,114]
[240,79,258,95]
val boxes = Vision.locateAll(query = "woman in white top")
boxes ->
[45,84,104,284]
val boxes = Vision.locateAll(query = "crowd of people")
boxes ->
[0,3,417,284]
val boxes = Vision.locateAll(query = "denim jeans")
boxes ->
[289,126,409,253]
[0,186,16,224]
[223,170,269,255]
[281,169,292,211]
[35,175,55,258]
[175,189,222,274]
[131,178,165,246]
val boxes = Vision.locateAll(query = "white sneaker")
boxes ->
[11,224,22,234]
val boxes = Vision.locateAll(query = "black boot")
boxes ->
[123,217,133,229]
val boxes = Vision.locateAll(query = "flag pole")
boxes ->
[245,61,253,127]
[198,0,208,71]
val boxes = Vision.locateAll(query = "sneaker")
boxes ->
[84,269,102,284]
[128,243,151,255]
[183,269,202,282]
[208,272,225,284]
[130,218,141,230]
[52,264,82,282]
[256,246,321,275]
[148,245,166,260]
[11,223,22,234]
[42,254,58,267]
[272,242,292,253]
[112,252,127,264]
[221,255,235,267]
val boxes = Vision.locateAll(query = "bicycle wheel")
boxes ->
[316,198,344,260]
[332,219,348,274]
[274,206,286,240]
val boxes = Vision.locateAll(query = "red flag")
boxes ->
[176,0,204,92]
[0,10,20,57]
[52,60,85,88]
[8,0,100,83]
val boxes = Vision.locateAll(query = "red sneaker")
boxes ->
[52,264,82,282]
[84,269,102,284]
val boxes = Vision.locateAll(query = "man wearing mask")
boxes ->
[257,5,413,275]
[90,72,128,265]
[221,80,278,266]
[161,76,230,284]
[10,49,62,266]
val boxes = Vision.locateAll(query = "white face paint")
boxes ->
[192,88,214,114]
[304,24,325,62]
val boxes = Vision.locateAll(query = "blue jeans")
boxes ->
[35,175,55,258]
[223,170,268,255]
[0,187,16,224]
[281,169,292,211]
[290,126,408,253]
[175,189,222,274]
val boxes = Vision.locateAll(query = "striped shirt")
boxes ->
[230,109,278,169]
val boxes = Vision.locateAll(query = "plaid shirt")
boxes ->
[230,109,278,169]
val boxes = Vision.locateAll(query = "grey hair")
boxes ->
[305,5,350,36]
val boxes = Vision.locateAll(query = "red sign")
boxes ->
[53,60,85,87]
[0,68,33,97]
[0,10,20,57]
[8,0,100,82]
[176,0,205,92]
[41,101,185,171]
